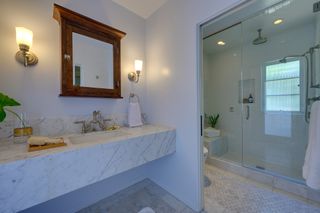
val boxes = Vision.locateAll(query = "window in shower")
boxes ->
[263,60,301,112]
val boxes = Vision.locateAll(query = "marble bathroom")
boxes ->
[1,0,320,213]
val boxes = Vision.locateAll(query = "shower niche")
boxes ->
[239,79,255,104]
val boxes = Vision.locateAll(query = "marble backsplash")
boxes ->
[0,113,130,140]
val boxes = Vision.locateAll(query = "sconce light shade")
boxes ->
[134,60,143,72]
[15,27,38,67]
[129,60,143,83]
[16,27,33,48]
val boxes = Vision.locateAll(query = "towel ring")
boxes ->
[129,93,140,103]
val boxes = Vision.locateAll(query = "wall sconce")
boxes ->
[128,60,143,83]
[15,27,38,67]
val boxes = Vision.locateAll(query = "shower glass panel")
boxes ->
[203,24,243,164]
[203,0,320,181]
[241,0,317,181]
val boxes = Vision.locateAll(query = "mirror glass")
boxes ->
[72,32,114,89]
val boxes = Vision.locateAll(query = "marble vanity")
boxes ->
[0,125,176,213]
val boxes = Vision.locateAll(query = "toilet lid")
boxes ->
[203,146,208,154]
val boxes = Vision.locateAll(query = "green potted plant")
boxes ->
[207,114,219,128]
[0,92,32,141]
[204,113,221,137]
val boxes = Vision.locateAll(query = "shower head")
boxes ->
[252,29,267,45]
[279,54,306,63]
[279,58,287,63]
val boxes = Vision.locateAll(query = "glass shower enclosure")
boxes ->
[203,0,320,181]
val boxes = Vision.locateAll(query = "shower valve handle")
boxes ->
[246,105,250,120]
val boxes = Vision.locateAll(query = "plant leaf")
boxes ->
[0,92,21,122]
[0,108,5,122]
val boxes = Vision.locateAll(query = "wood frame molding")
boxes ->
[53,4,126,98]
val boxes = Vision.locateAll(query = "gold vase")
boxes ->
[13,127,33,144]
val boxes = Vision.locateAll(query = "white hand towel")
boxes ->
[128,102,143,127]
[303,101,320,189]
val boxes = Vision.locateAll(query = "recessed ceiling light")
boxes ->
[217,41,226,46]
[273,18,283,25]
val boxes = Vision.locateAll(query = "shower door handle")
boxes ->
[200,115,203,136]
[246,105,250,120]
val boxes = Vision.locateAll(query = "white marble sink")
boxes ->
[69,130,129,144]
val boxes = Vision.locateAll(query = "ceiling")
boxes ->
[203,0,317,55]
[112,0,168,19]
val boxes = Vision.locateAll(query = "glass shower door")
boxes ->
[241,0,316,181]
[202,23,243,164]
[202,0,320,181]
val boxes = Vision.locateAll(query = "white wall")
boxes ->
[145,0,243,211]
[0,0,146,118]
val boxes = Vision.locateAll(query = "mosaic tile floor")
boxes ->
[78,164,320,213]
[77,179,196,213]
[204,164,320,213]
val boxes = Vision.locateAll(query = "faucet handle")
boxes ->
[92,110,102,120]
[97,111,103,119]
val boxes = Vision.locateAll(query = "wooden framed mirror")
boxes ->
[53,4,126,98]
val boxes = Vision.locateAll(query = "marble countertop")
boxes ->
[0,124,176,212]
[0,124,174,165]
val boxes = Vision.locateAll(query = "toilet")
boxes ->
[203,146,208,162]
[203,146,211,187]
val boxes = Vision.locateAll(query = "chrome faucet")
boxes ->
[74,111,112,134]
[90,110,109,131]
[74,120,91,134]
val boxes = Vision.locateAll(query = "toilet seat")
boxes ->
[203,146,208,160]
[203,146,208,155]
